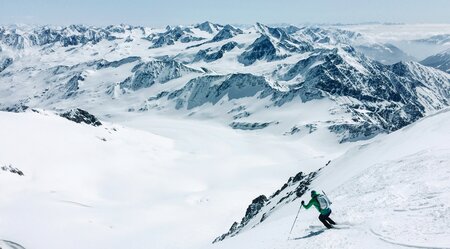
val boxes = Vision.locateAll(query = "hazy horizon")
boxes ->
[1,0,450,27]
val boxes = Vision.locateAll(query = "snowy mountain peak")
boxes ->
[210,24,244,42]
[195,21,223,34]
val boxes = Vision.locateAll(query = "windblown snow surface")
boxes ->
[0,107,449,249]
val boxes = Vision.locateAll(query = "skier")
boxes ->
[301,190,336,229]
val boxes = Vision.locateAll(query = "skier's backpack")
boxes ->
[316,193,332,210]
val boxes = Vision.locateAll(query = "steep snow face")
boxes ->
[421,48,450,73]
[166,73,274,110]
[211,108,450,249]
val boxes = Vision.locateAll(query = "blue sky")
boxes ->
[1,0,449,26]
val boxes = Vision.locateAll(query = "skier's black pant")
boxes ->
[318,209,336,229]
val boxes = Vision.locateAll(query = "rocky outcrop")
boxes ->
[1,164,24,176]
[230,122,272,130]
[120,59,202,91]
[194,41,237,62]
[60,108,102,126]
[213,170,319,243]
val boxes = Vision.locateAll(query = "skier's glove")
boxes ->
[301,200,305,205]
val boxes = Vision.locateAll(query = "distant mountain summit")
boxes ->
[421,49,450,73]
[0,22,449,142]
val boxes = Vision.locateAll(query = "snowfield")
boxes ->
[0,107,449,249]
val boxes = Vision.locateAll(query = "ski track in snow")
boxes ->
[56,199,93,208]
[370,229,450,249]
[335,150,450,249]
[0,240,26,249]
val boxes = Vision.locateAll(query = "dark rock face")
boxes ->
[1,164,24,176]
[65,73,84,98]
[194,41,238,62]
[95,56,141,69]
[238,24,313,66]
[195,21,223,34]
[213,170,319,243]
[210,25,243,42]
[230,122,272,130]
[244,195,268,222]
[167,73,274,110]
[0,104,29,113]
[60,108,102,126]
[238,35,279,66]
[148,26,204,48]
[0,57,13,73]
[120,59,202,91]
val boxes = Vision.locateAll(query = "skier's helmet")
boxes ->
[311,190,318,197]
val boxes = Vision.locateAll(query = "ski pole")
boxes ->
[287,204,302,240]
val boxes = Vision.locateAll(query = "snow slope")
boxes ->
[1,107,449,249]
[211,108,450,249]
[0,109,351,249]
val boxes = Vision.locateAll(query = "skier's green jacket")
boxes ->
[301,191,331,215]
